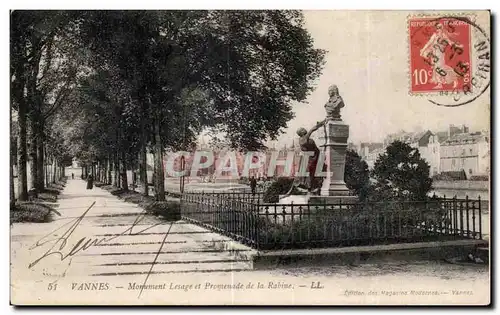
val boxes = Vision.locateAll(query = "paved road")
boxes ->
[10,178,490,305]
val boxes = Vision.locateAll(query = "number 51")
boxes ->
[48,282,58,291]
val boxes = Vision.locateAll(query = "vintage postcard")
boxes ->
[10,10,490,305]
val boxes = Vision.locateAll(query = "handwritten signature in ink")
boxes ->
[28,201,174,298]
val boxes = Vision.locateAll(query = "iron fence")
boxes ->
[181,190,263,202]
[180,192,260,248]
[180,192,484,250]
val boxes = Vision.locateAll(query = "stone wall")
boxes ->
[432,180,489,190]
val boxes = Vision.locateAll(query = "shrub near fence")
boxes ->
[180,192,483,250]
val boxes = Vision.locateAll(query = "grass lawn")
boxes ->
[11,179,67,224]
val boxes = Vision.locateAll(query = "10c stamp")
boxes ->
[408,15,490,106]
[409,17,471,93]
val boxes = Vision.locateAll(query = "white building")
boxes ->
[440,131,490,178]
[71,157,80,168]
[409,131,441,176]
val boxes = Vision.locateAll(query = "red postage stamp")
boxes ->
[409,17,472,94]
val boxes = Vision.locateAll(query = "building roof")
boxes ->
[436,170,468,180]
[383,130,436,148]
[360,142,384,152]
[442,132,488,146]
[435,131,449,143]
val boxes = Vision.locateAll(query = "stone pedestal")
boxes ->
[320,119,349,196]
[309,119,357,205]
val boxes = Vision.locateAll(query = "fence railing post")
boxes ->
[383,201,388,238]
[263,206,269,248]
[472,195,477,239]
[442,194,448,235]
[465,195,470,238]
[290,203,294,246]
[255,205,260,250]
[459,197,464,237]
[478,195,482,240]
[453,195,458,236]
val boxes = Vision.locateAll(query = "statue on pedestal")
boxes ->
[282,85,348,199]
[281,84,355,204]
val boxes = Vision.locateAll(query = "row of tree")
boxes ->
[10,10,326,204]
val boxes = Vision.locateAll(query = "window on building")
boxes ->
[470,148,473,155]
[433,147,436,153]
[452,159,455,167]
[469,169,473,175]
[462,149,466,156]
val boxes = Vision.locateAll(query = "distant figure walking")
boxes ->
[250,176,257,196]
[71,173,74,180]
[86,175,94,190]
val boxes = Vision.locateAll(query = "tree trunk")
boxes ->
[16,98,28,201]
[10,105,17,206]
[139,128,148,196]
[36,138,44,191]
[107,157,112,185]
[153,117,165,201]
[110,160,113,185]
[44,152,49,186]
[105,159,108,185]
[10,129,16,206]
[102,161,105,183]
[44,158,47,187]
[114,153,120,188]
[52,159,57,183]
[121,151,128,191]
[29,119,38,193]
[100,160,105,183]
[10,161,15,206]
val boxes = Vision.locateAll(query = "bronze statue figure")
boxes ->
[324,85,345,121]
[283,119,327,197]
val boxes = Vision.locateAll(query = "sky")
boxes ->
[271,10,490,147]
